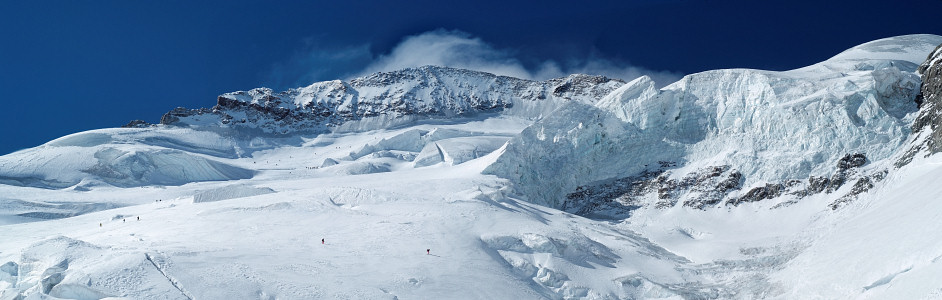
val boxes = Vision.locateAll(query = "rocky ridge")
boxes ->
[561,153,885,217]
[898,43,942,166]
[160,66,625,134]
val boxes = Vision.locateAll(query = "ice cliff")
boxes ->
[485,34,942,213]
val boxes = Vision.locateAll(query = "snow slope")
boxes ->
[770,153,942,299]
[0,119,727,299]
[0,128,255,190]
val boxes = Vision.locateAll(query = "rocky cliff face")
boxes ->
[161,66,625,134]
[898,44,942,166]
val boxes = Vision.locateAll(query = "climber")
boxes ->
[427,249,430,255]
[322,238,325,244]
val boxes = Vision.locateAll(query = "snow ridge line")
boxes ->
[434,142,447,164]
[145,252,195,300]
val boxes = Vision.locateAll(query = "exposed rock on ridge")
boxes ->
[160,66,625,134]
[563,153,880,216]
[898,43,942,166]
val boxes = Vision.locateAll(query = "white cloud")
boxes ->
[278,29,683,88]
[358,29,682,86]
[358,29,533,79]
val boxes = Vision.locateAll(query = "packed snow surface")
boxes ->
[2,35,942,299]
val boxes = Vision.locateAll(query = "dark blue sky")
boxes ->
[2,0,941,155]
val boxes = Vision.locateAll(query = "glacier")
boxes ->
[1,34,942,299]
[486,34,941,212]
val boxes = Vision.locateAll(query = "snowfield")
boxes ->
[2,35,942,299]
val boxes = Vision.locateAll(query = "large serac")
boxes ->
[486,34,942,215]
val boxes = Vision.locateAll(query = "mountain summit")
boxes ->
[161,66,625,134]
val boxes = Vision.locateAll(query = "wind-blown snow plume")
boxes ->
[359,30,533,80]
[362,29,682,85]
[274,29,682,87]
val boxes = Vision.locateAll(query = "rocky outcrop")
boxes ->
[785,153,870,197]
[898,43,942,166]
[562,152,880,217]
[827,171,887,210]
[728,183,785,206]
[563,165,744,216]
[748,153,875,207]
[837,153,868,171]
[160,107,212,125]
[121,120,153,128]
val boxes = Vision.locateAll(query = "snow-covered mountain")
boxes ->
[2,34,942,299]
[486,34,940,215]
[160,66,625,134]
